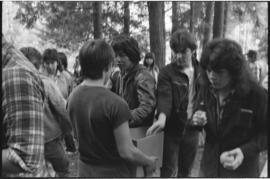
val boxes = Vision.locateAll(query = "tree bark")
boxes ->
[93,1,102,39]
[172,1,180,33]
[213,1,224,39]
[123,1,130,35]
[223,1,229,38]
[148,1,166,68]
[203,1,214,47]
[190,2,194,33]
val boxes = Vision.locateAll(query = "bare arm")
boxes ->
[114,121,157,169]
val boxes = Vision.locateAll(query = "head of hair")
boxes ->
[43,48,63,71]
[43,48,58,64]
[20,47,42,69]
[111,34,140,64]
[143,52,156,68]
[58,52,68,70]
[200,38,256,96]
[247,50,257,61]
[170,29,197,53]
[79,39,115,80]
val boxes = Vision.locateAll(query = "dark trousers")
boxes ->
[45,137,69,177]
[161,129,199,177]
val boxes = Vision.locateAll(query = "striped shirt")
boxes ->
[2,40,55,177]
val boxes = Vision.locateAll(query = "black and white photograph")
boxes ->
[2,1,268,177]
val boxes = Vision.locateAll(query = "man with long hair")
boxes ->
[191,39,267,177]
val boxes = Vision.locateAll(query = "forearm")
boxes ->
[122,145,153,167]
[240,134,267,158]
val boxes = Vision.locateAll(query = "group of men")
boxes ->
[2,27,267,177]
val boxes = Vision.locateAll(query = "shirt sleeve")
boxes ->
[156,69,173,119]
[2,68,45,173]
[45,79,73,134]
[129,71,156,127]
[112,98,133,129]
[240,87,268,158]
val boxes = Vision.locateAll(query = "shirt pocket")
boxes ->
[237,108,253,129]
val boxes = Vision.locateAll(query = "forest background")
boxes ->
[2,1,268,74]
[2,1,268,177]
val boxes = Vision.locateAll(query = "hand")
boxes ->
[145,156,158,176]
[146,116,166,136]
[191,110,207,126]
[220,148,244,170]
[64,133,76,153]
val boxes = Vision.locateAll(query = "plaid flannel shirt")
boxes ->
[2,40,55,177]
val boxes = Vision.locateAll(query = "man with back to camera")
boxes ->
[67,39,158,177]
[2,36,54,177]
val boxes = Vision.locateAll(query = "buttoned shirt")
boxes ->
[2,40,55,177]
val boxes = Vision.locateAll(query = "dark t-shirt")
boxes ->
[67,85,135,176]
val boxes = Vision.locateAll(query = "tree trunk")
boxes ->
[213,1,224,39]
[93,1,102,39]
[148,1,166,68]
[203,1,214,47]
[190,2,194,33]
[172,1,180,33]
[123,1,130,35]
[223,2,230,38]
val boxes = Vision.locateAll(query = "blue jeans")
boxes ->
[45,137,69,177]
[161,129,199,177]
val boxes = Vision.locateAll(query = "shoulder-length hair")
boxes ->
[197,39,257,101]
[143,52,156,68]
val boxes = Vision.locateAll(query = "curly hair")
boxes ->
[111,34,141,64]
[199,38,257,96]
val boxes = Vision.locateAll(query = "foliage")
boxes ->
[14,1,150,52]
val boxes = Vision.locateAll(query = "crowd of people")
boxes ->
[2,28,268,177]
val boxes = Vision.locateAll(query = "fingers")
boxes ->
[146,124,158,136]
[222,148,243,170]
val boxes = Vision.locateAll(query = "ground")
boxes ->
[67,144,268,177]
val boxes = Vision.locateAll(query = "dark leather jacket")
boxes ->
[157,60,200,137]
[113,64,156,128]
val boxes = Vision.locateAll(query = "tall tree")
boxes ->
[190,2,195,33]
[213,1,225,39]
[223,2,230,37]
[93,1,102,39]
[172,2,180,33]
[147,1,165,68]
[123,1,130,35]
[203,1,214,47]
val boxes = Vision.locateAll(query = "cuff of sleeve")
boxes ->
[8,148,32,172]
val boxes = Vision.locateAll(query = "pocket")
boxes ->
[237,108,253,129]
[172,81,188,111]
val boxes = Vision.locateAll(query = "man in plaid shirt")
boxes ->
[1,36,55,177]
